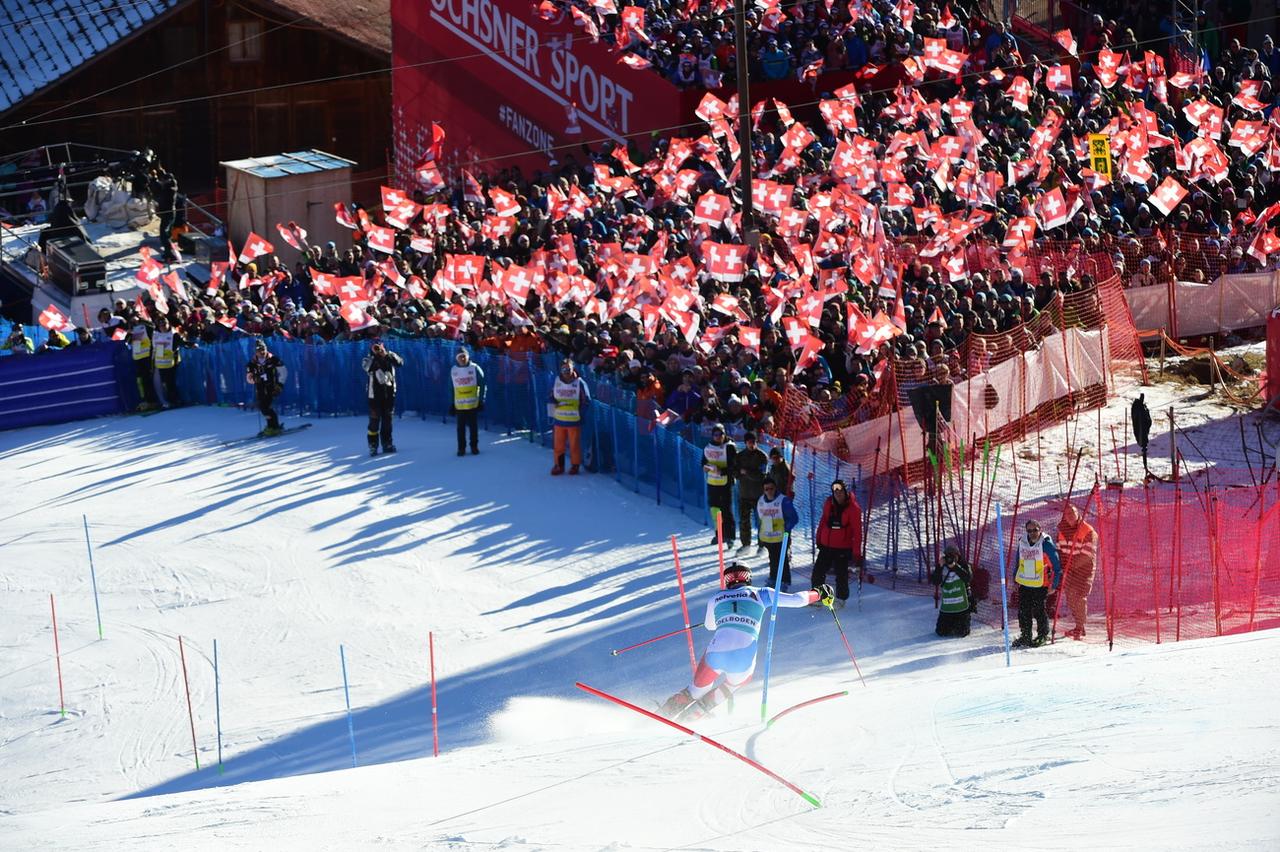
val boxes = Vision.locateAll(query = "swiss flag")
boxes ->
[335,202,357,230]
[693,191,730,226]
[415,161,446,193]
[1003,216,1037,249]
[310,269,337,296]
[38,303,73,332]
[1046,64,1073,96]
[846,302,878,353]
[497,265,534,303]
[1035,187,1069,230]
[136,256,163,287]
[207,261,228,295]
[738,325,761,355]
[366,225,396,254]
[1052,29,1078,57]
[1148,176,1187,217]
[461,170,485,205]
[1246,228,1280,264]
[702,242,748,282]
[667,309,700,345]
[381,186,409,210]
[335,277,371,306]
[1007,76,1031,111]
[793,334,823,374]
[780,316,809,349]
[340,302,378,331]
[488,186,521,217]
[238,232,274,265]
[276,221,307,251]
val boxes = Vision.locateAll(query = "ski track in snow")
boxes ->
[0,405,1276,850]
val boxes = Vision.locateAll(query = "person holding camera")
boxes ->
[812,479,862,608]
[363,340,403,456]
[450,347,486,456]
[245,339,286,436]
[930,545,972,637]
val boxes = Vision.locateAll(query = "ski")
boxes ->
[221,423,312,447]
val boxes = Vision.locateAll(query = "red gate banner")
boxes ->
[392,0,683,178]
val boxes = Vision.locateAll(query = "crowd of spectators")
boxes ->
[15,6,1280,441]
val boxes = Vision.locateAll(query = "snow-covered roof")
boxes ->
[0,0,183,115]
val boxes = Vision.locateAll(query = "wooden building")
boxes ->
[0,0,390,199]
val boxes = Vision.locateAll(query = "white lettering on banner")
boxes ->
[429,0,633,139]
[498,105,556,156]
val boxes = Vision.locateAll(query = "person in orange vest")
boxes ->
[1057,504,1098,640]
[548,359,590,475]
[1012,519,1062,648]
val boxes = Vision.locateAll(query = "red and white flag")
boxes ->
[237,232,274,265]
[702,242,748,282]
[693,191,731,226]
[366,225,396,254]
[340,302,378,331]
[1052,29,1078,57]
[276,221,307,251]
[38,303,74,332]
[1148,176,1187,217]
[1035,187,1070,230]
[335,202,357,230]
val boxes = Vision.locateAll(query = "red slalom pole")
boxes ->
[50,594,65,718]
[670,536,698,677]
[610,624,697,657]
[826,603,867,688]
[429,632,439,758]
[575,681,821,808]
[766,691,848,728]
[715,511,726,589]
[178,636,200,770]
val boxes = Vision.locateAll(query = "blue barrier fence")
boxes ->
[0,342,137,430]
[176,337,716,526]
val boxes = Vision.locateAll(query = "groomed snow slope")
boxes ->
[1,409,1277,850]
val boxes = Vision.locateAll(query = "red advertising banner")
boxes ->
[391,0,683,179]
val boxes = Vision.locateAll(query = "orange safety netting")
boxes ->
[1093,480,1280,645]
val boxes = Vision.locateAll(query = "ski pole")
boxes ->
[609,624,700,656]
[759,532,789,722]
[825,599,867,688]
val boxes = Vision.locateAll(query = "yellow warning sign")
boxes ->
[1088,133,1112,179]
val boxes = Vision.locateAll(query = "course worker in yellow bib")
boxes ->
[548,360,591,475]
[450,348,486,457]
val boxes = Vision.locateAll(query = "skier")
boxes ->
[1057,504,1097,639]
[450,347,486,456]
[660,561,833,720]
[703,423,736,545]
[549,359,590,475]
[363,340,403,455]
[1013,519,1062,647]
[929,545,972,637]
[731,431,768,554]
[245,339,286,436]
[757,478,798,591]
[812,479,862,608]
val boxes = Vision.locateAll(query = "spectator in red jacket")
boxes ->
[811,479,863,608]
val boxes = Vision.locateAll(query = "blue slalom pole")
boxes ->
[340,645,357,767]
[759,532,790,722]
[83,515,103,640]
[996,503,1011,668]
[213,638,223,773]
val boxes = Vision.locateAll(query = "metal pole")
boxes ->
[733,0,755,244]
